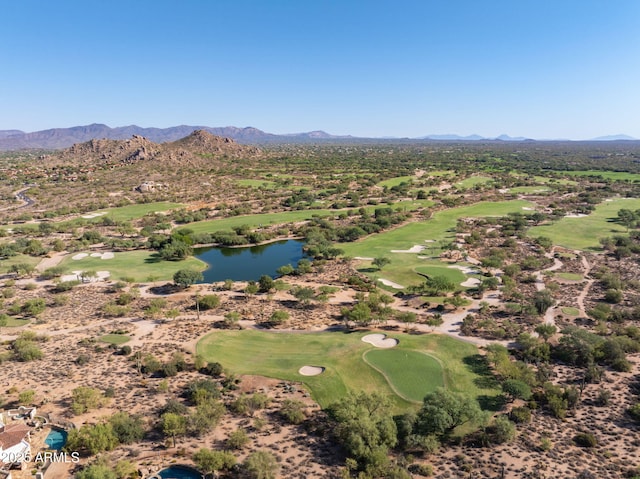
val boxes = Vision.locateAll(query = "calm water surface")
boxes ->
[193,239,307,282]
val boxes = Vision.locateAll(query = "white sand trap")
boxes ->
[354,256,374,261]
[101,252,115,259]
[362,333,399,349]
[522,207,534,210]
[461,277,481,287]
[391,245,425,253]
[96,271,110,279]
[498,188,509,193]
[81,212,107,219]
[565,213,588,218]
[299,365,325,376]
[90,253,102,258]
[378,278,404,289]
[424,239,436,243]
[448,265,481,275]
[72,253,88,260]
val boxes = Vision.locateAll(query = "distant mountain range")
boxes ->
[0,124,637,150]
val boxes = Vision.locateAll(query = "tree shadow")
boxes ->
[477,394,506,412]
[463,354,500,390]
[143,253,163,264]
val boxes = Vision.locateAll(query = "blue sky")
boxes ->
[1,0,639,139]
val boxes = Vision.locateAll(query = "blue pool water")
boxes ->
[44,428,68,450]
[157,466,202,479]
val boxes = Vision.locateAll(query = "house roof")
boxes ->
[0,423,31,450]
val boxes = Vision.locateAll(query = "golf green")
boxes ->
[196,330,498,411]
[363,349,443,402]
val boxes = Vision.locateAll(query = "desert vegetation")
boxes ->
[1,136,640,478]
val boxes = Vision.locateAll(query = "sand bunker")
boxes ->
[72,253,88,260]
[361,333,399,349]
[565,213,588,218]
[522,207,534,210]
[378,278,404,289]
[448,265,481,275]
[101,252,115,259]
[354,256,374,261]
[81,212,107,219]
[298,366,325,376]
[391,245,425,253]
[90,253,102,258]
[460,277,481,287]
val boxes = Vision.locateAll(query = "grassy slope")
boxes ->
[0,253,41,273]
[59,251,206,282]
[363,349,444,402]
[341,200,532,286]
[184,200,433,234]
[528,198,640,250]
[196,330,499,412]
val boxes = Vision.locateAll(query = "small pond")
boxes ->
[45,428,68,450]
[194,239,307,282]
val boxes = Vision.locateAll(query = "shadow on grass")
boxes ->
[463,354,500,390]
[143,253,163,264]
[476,394,506,412]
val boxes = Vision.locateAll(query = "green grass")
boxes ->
[59,250,206,282]
[363,349,444,403]
[528,198,640,250]
[377,176,416,188]
[1,317,30,327]
[508,186,551,194]
[563,170,640,182]
[184,200,433,235]
[0,253,41,273]
[561,307,580,316]
[81,202,183,222]
[555,272,583,281]
[342,200,533,286]
[235,179,278,189]
[98,334,131,344]
[414,264,468,288]
[196,330,499,412]
[456,176,493,188]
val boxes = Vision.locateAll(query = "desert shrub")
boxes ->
[509,406,532,424]
[573,432,597,448]
[198,294,220,310]
[226,428,250,449]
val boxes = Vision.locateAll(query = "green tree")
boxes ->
[502,379,532,402]
[243,450,280,479]
[423,275,456,295]
[330,392,397,467]
[532,289,554,315]
[173,269,203,288]
[227,428,250,449]
[108,412,145,444]
[535,323,557,342]
[279,399,306,424]
[66,423,119,455]
[258,274,275,293]
[193,448,236,474]
[75,461,117,479]
[291,285,316,308]
[415,388,481,437]
[161,412,187,447]
[372,256,391,271]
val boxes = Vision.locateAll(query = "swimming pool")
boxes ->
[156,465,202,479]
[44,428,68,450]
